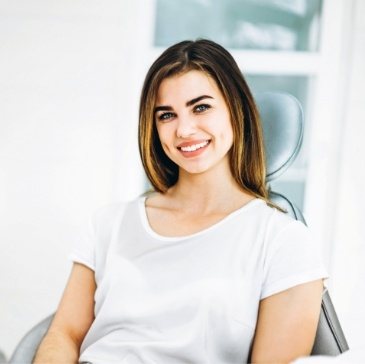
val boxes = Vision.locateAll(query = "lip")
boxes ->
[177,139,211,158]
[176,139,210,148]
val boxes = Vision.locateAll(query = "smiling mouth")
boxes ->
[178,140,210,152]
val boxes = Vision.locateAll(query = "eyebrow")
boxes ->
[186,95,213,107]
[154,95,214,114]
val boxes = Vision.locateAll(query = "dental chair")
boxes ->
[8,92,349,363]
[257,92,349,356]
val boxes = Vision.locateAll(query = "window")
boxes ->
[152,0,324,210]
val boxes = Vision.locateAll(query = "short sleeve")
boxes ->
[261,219,329,300]
[68,202,127,272]
[69,213,97,271]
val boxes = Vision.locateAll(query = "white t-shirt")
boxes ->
[70,196,328,364]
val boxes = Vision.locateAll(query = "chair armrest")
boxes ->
[311,288,349,356]
[9,314,54,364]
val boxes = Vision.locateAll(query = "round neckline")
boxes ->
[139,195,264,242]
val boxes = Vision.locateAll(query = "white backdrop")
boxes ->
[329,0,365,350]
[0,1,146,357]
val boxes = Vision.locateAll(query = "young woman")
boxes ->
[33,39,327,364]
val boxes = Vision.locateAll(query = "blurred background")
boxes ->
[1,0,364,359]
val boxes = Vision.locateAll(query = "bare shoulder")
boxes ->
[144,191,171,209]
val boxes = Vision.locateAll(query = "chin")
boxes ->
[180,163,213,175]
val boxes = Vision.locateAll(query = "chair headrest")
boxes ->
[255,92,304,182]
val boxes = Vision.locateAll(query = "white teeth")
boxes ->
[180,141,209,152]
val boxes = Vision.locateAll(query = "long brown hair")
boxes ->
[138,39,268,201]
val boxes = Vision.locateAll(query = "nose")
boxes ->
[176,113,197,138]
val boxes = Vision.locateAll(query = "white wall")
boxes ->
[329,0,365,350]
[0,0,146,358]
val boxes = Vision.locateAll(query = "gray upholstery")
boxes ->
[312,288,349,355]
[269,190,306,224]
[268,191,349,356]
[258,92,349,356]
[0,349,7,364]
[8,92,349,363]
[9,315,53,364]
[256,92,303,182]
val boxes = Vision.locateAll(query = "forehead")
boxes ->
[156,70,222,104]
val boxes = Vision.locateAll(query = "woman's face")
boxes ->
[154,70,234,176]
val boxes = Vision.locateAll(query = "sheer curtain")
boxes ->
[330,0,365,350]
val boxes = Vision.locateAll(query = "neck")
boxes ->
[165,164,252,215]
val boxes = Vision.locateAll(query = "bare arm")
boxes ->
[33,262,96,364]
[250,279,324,364]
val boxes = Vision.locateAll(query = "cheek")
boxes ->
[227,126,234,145]
[225,115,234,143]
[217,117,234,146]
[220,131,234,152]
[156,125,174,152]
[156,124,166,143]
